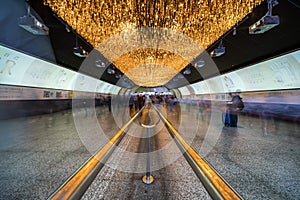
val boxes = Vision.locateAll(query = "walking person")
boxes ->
[169,96,176,112]
[228,90,244,127]
[129,95,134,110]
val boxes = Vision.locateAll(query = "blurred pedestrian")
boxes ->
[229,90,244,127]
[129,95,134,110]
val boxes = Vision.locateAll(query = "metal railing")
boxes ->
[48,108,144,200]
[49,103,242,200]
[153,105,242,200]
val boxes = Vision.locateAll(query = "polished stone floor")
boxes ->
[174,103,300,200]
[81,106,211,200]
[0,103,299,199]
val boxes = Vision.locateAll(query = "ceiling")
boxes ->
[2,0,300,90]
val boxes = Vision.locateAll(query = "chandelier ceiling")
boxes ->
[45,0,263,87]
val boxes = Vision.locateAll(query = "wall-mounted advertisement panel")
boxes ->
[179,50,300,95]
[0,45,121,95]
[0,85,69,100]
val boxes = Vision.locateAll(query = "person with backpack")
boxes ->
[228,90,244,127]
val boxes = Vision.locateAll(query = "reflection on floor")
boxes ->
[175,103,300,200]
[82,105,211,199]
[0,103,299,199]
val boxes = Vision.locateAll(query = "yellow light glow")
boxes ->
[113,49,188,86]
[44,0,263,86]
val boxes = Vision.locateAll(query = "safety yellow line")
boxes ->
[49,109,142,200]
[155,108,241,200]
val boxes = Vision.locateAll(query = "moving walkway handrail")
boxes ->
[153,105,242,200]
[48,108,144,200]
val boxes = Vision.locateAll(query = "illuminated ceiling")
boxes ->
[44,0,264,87]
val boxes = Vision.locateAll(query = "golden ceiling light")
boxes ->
[114,49,189,86]
[114,49,188,72]
[95,27,203,65]
[44,0,264,87]
[94,27,202,86]
[125,64,180,87]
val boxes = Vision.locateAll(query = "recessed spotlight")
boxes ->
[183,67,191,75]
[194,60,205,68]
[115,73,122,79]
[107,67,116,75]
[73,46,88,57]
[95,60,106,67]
[232,27,237,35]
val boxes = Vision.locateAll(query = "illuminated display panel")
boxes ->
[0,45,121,95]
[179,50,300,95]
[177,86,190,96]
